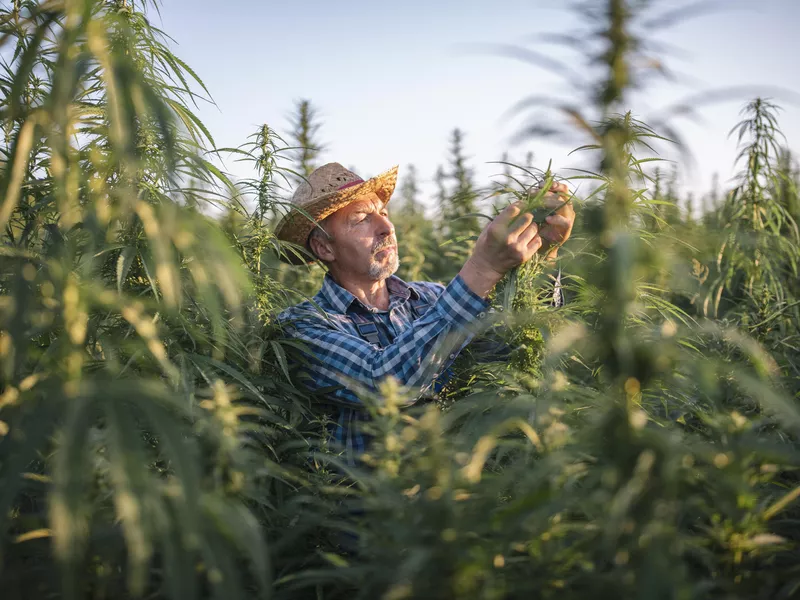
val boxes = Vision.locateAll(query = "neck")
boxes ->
[328,267,390,311]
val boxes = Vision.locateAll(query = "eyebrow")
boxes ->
[350,201,388,215]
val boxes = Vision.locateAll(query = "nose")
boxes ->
[376,212,394,239]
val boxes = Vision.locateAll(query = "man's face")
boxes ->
[317,192,399,281]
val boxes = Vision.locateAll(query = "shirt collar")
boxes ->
[318,273,420,314]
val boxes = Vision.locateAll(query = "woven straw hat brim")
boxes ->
[275,165,399,265]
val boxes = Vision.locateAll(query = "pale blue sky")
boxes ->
[156,0,799,211]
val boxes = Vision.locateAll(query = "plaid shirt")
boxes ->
[278,273,490,463]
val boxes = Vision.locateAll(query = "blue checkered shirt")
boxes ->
[277,273,490,463]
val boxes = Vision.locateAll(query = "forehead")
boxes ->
[337,192,386,216]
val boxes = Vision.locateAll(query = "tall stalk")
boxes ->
[707,99,800,320]
[0,2,272,597]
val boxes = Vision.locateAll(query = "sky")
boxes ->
[155,0,800,214]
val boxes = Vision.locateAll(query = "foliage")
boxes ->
[287,98,325,181]
[703,100,799,321]
[393,163,434,282]
[0,1,799,600]
[0,1,292,598]
[436,128,481,276]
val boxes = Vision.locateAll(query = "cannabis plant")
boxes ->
[0,2,280,598]
[297,2,800,599]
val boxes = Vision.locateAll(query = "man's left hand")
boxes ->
[538,182,575,260]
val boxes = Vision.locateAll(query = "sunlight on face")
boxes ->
[328,192,399,281]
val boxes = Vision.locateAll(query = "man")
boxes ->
[276,163,575,462]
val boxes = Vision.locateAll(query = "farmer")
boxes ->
[276,163,575,462]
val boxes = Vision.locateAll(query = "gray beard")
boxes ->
[368,249,399,280]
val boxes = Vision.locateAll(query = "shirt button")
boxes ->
[478,312,486,318]
[449,353,456,359]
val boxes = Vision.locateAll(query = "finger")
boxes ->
[541,215,572,241]
[526,233,543,254]
[543,193,565,209]
[549,182,569,196]
[544,198,575,220]
[543,189,573,207]
[508,211,534,237]
[493,202,523,229]
[545,214,572,230]
[539,227,559,243]
[516,219,539,245]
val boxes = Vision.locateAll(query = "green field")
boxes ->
[1,1,799,599]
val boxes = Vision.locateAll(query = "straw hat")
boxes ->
[275,162,399,264]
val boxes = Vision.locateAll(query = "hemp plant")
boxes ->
[491,159,575,312]
[706,99,800,322]
[328,2,800,599]
[506,2,800,597]
[0,2,274,598]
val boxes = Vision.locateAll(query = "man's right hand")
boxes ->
[459,200,544,298]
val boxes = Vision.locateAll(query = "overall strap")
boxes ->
[348,287,432,349]
[348,309,391,348]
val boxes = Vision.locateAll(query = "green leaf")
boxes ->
[116,246,137,293]
[269,340,292,382]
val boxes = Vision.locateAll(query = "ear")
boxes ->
[309,228,336,262]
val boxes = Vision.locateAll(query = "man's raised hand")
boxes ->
[538,181,575,260]
[459,182,574,297]
[459,200,542,298]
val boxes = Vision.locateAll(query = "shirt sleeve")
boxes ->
[279,274,489,406]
